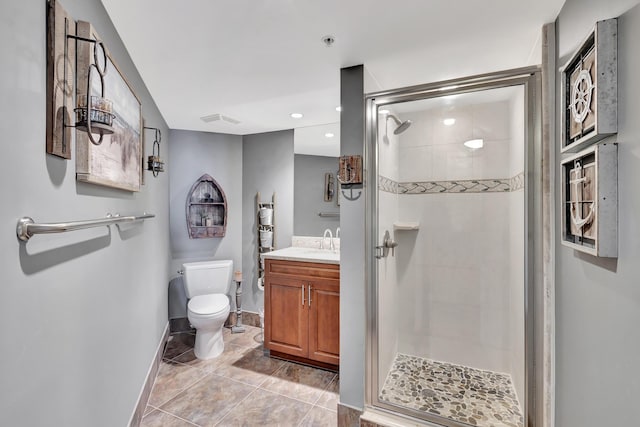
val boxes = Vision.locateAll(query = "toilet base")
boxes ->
[193,327,224,360]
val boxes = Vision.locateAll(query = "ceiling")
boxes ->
[101,0,565,139]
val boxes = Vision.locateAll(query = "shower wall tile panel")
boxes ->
[377,189,400,382]
[378,110,400,182]
[398,145,434,182]
[398,100,513,182]
[472,140,511,178]
[395,192,514,374]
[431,144,474,181]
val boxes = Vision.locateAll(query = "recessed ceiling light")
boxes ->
[463,139,484,149]
[379,109,390,115]
[325,132,335,138]
[290,113,303,119]
[336,106,342,112]
[322,35,336,47]
[443,118,456,126]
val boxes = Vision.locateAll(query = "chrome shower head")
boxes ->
[386,114,412,135]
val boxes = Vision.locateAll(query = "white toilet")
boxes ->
[182,260,232,360]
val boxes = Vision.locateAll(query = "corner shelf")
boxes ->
[257,192,276,280]
[186,174,227,239]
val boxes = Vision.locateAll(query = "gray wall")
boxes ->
[0,1,170,426]
[294,154,340,236]
[242,130,294,313]
[168,130,243,286]
[339,65,367,410]
[555,1,640,426]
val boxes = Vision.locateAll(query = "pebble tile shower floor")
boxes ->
[379,354,523,427]
[141,326,338,427]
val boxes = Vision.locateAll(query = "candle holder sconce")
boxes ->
[144,127,164,176]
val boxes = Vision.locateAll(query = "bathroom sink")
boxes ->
[261,246,340,264]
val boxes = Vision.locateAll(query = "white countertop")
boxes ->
[261,246,340,265]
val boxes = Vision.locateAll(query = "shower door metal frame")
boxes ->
[364,66,542,427]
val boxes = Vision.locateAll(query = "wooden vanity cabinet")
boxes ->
[264,259,340,368]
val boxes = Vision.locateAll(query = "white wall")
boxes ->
[555,1,640,426]
[0,1,170,425]
[168,130,243,299]
[242,130,294,313]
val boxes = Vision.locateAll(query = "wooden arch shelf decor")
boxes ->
[186,174,227,238]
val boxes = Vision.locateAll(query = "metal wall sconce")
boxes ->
[144,127,164,176]
[71,35,114,146]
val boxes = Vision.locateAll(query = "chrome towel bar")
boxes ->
[16,213,155,242]
[317,212,340,218]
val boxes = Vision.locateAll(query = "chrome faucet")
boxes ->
[335,227,340,239]
[321,228,334,251]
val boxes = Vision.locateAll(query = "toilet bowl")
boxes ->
[188,294,230,359]
[182,260,233,360]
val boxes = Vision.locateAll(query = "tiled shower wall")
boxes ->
[379,94,525,404]
[377,113,400,383]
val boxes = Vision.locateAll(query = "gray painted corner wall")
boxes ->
[555,1,640,426]
[242,130,294,313]
[0,1,170,426]
[168,129,243,300]
[339,65,367,410]
[294,154,340,236]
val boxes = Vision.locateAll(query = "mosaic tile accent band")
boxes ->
[380,354,524,427]
[379,172,525,194]
[379,175,398,194]
[510,172,525,191]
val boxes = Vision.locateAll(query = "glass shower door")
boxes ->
[368,78,533,427]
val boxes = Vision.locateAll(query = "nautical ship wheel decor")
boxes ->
[560,18,618,153]
[570,67,595,124]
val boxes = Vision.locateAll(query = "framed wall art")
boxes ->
[561,142,617,257]
[560,18,617,153]
[45,0,75,159]
[75,21,143,192]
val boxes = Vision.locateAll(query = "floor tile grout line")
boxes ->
[151,369,213,411]
[213,386,263,427]
[296,403,317,427]
[146,405,202,426]
[256,380,335,407]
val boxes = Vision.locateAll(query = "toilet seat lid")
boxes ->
[188,294,228,315]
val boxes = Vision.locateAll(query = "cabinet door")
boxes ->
[308,279,340,365]
[264,275,308,358]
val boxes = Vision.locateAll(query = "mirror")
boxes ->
[293,123,340,236]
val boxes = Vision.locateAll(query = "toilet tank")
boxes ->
[182,260,233,298]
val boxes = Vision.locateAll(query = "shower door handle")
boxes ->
[375,230,398,259]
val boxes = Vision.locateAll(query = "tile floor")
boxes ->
[380,354,523,427]
[141,326,339,427]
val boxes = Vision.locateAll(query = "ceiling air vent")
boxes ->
[200,113,241,125]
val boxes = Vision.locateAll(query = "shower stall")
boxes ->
[365,68,540,427]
